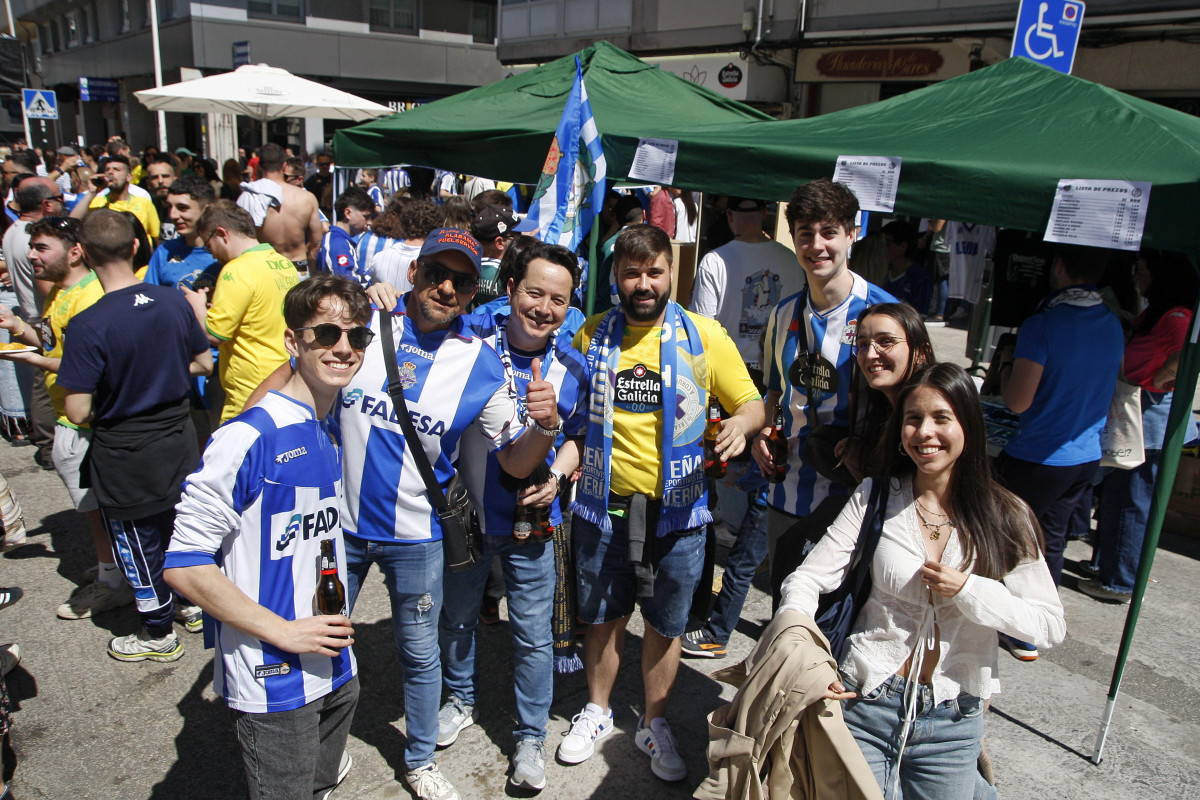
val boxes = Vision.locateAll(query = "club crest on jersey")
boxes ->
[398,361,418,389]
[840,321,857,346]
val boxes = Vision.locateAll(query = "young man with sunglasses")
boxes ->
[57,210,213,663]
[331,228,560,800]
[0,217,127,623]
[183,200,299,425]
[752,180,895,577]
[166,275,370,800]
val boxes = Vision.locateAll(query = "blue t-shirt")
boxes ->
[57,283,210,423]
[882,261,933,317]
[1005,292,1123,466]
[143,238,221,291]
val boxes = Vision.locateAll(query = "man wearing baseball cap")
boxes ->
[470,204,518,306]
[333,228,561,800]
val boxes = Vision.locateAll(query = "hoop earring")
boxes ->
[898,442,908,456]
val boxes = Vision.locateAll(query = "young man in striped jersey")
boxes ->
[165,275,369,799]
[316,187,375,287]
[752,179,896,572]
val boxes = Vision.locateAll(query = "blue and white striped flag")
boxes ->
[522,56,607,252]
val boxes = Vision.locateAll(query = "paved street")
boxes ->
[0,323,1197,799]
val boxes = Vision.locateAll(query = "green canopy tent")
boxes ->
[331,40,772,179]
[603,56,1200,765]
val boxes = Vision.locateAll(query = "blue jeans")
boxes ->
[843,675,985,800]
[1095,449,1161,594]
[230,676,359,800]
[440,533,555,742]
[344,535,442,770]
[705,483,769,643]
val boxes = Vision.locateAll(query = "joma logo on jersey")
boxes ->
[274,506,340,558]
[347,391,447,436]
[275,446,308,464]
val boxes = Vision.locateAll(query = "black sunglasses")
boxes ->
[294,324,375,350]
[42,216,79,242]
[420,260,477,293]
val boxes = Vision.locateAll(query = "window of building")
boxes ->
[84,3,97,41]
[369,0,416,33]
[371,0,494,41]
[38,23,52,53]
[65,12,80,47]
[247,0,303,22]
[120,0,131,33]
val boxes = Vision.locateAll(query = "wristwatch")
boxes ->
[531,418,563,438]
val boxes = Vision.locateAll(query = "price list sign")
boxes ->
[1044,179,1151,252]
[832,156,902,212]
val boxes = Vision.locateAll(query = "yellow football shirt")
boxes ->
[205,243,298,422]
[88,193,161,241]
[574,309,760,498]
[41,271,105,427]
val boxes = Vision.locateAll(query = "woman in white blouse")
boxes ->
[778,362,1065,800]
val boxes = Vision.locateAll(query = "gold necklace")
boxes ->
[914,502,954,541]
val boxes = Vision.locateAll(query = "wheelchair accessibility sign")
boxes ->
[1011,0,1085,75]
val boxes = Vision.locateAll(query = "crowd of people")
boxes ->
[0,134,1185,800]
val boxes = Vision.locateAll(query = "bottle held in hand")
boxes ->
[316,540,348,638]
[512,503,532,545]
[704,394,726,478]
[767,405,788,484]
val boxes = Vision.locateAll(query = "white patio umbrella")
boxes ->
[133,63,394,142]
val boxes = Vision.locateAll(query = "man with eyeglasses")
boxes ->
[166,275,371,800]
[269,228,560,800]
[2,176,67,469]
[237,144,323,278]
[752,179,895,581]
[182,200,298,425]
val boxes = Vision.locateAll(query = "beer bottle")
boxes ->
[512,503,532,545]
[704,394,726,478]
[316,539,347,618]
[767,405,788,484]
[531,504,554,544]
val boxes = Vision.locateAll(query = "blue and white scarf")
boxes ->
[574,301,712,537]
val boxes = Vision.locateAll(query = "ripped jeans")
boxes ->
[344,534,443,770]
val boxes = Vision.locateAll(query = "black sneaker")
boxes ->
[681,629,726,659]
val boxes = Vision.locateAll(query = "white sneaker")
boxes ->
[436,696,476,747]
[56,580,134,620]
[317,751,352,799]
[405,763,460,800]
[557,703,613,764]
[175,603,204,633]
[0,643,19,676]
[108,630,183,663]
[635,716,686,781]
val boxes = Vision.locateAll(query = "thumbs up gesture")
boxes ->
[524,357,560,432]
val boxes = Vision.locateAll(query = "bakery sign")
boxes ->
[813,48,947,80]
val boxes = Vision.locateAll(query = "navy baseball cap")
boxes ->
[419,228,482,275]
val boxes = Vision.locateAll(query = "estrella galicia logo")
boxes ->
[614,363,661,414]
[342,388,364,408]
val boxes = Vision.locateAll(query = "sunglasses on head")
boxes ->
[420,260,477,293]
[42,216,79,242]
[294,323,375,350]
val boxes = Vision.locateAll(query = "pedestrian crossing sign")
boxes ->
[22,89,58,120]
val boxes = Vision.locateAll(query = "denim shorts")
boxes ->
[572,513,704,639]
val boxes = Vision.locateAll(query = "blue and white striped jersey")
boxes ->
[166,391,356,714]
[332,307,522,543]
[356,231,401,281]
[763,274,896,517]
[457,312,590,534]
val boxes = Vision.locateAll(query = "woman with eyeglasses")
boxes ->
[837,302,936,483]
[778,362,1065,800]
